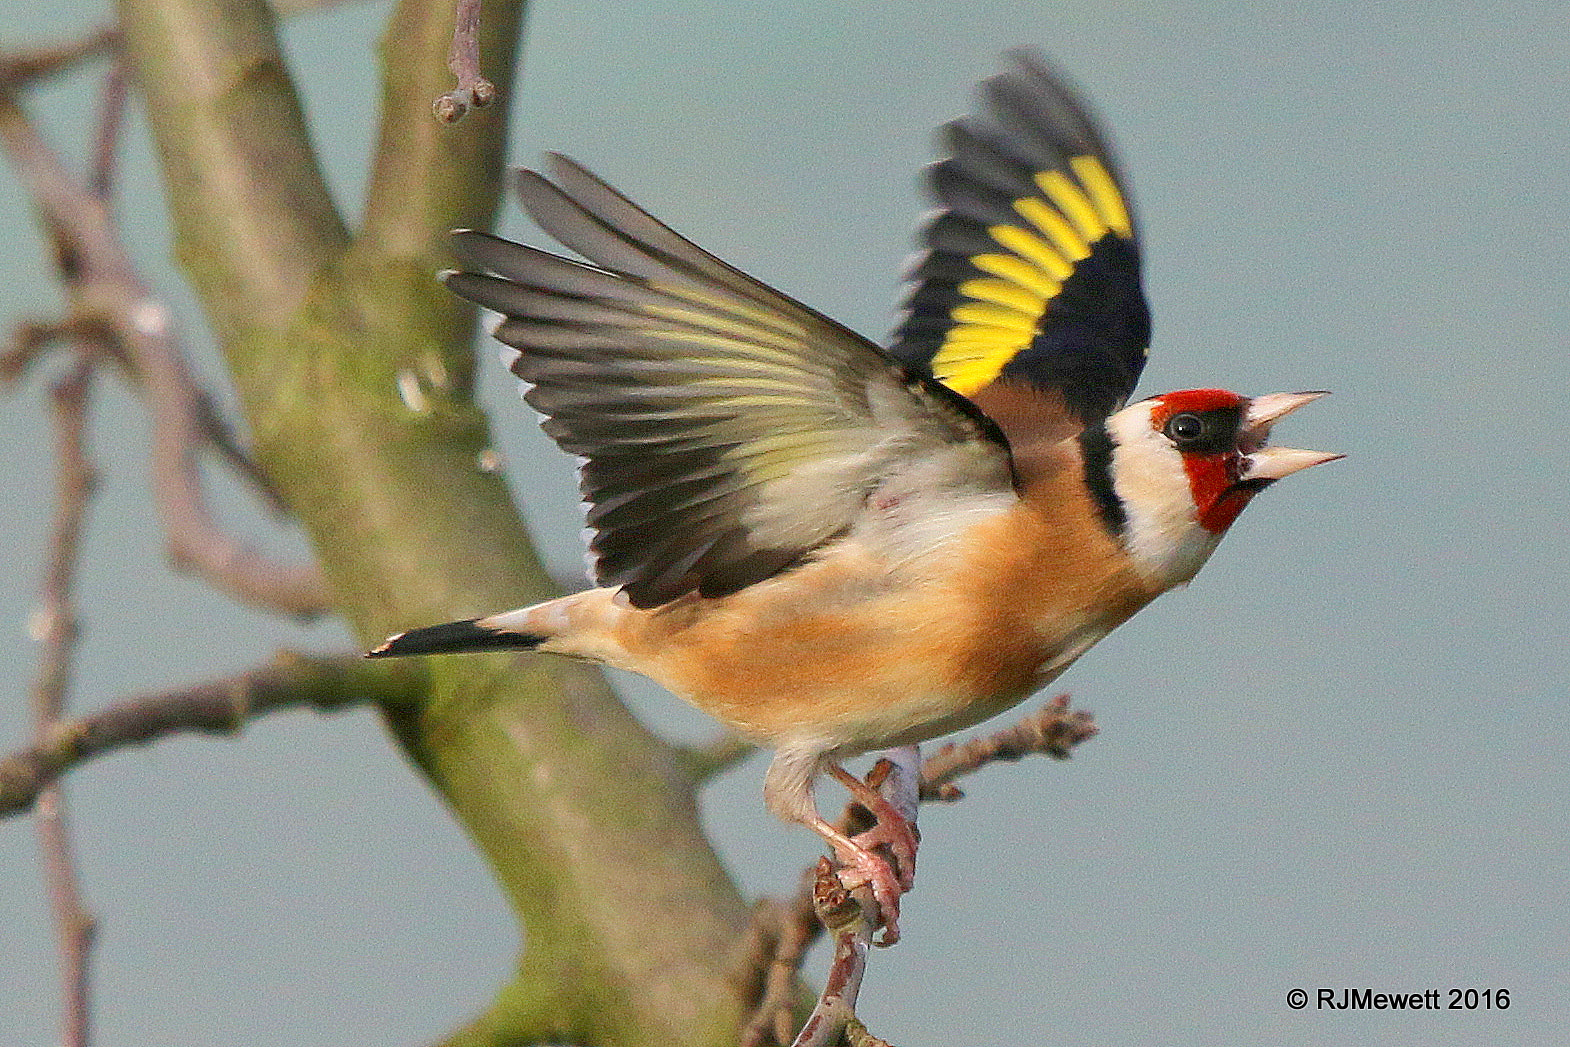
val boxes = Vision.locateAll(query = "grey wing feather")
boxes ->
[446,158,1014,608]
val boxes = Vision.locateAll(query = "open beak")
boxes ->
[1237,391,1343,483]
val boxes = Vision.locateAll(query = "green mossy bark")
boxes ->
[114,0,755,1042]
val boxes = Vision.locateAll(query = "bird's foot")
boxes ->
[827,835,907,946]
[829,761,920,891]
[819,760,922,945]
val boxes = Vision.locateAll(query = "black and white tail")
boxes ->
[367,618,545,658]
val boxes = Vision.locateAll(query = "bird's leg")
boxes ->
[826,760,920,892]
[763,745,919,944]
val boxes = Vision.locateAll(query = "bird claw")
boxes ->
[830,842,906,946]
[849,793,919,892]
[830,760,920,890]
[822,761,921,945]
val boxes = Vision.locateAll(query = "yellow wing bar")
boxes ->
[889,51,1151,424]
[930,155,1135,396]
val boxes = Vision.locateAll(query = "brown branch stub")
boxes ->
[433,0,496,122]
[0,652,427,819]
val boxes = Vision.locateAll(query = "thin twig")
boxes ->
[0,652,426,819]
[0,89,331,618]
[433,0,495,122]
[2,316,105,383]
[32,362,99,1047]
[920,694,1097,802]
[187,392,292,515]
[0,25,118,87]
[86,60,127,200]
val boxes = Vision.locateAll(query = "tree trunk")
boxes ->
[113,0,753,1041]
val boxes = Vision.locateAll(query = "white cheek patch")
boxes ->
[1105,402,1221,587]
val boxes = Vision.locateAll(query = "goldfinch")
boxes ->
[370,50,1339,943]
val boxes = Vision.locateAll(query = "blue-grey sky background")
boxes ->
[3,1,1567,1044]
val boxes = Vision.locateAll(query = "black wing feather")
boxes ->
[889,49,1151,425]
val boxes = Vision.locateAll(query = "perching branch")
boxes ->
[739,697,1098,1045]
[0,652,427,818]
[789,861,877,1047]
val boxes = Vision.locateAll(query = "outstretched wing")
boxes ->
[446,156,1013,608]
[889,49,1150,427]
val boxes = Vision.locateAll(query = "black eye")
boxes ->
[1165,412,1206,443]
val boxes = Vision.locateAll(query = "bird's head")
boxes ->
[1098,389,1341,587]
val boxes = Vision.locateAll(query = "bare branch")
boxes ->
[920,694,1097,802]
[187,390,293,515]
[0,88,333,618]
[1,652,427,819]
[3,40,282,512]
[789,860,876,1047]
[0,25,118,87]
[433,0,496,123]
[32,363,99,1047]
[86,60,127,199]
[736,883,817,1047]
[360,0,525,268]
[2,316,106,383]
